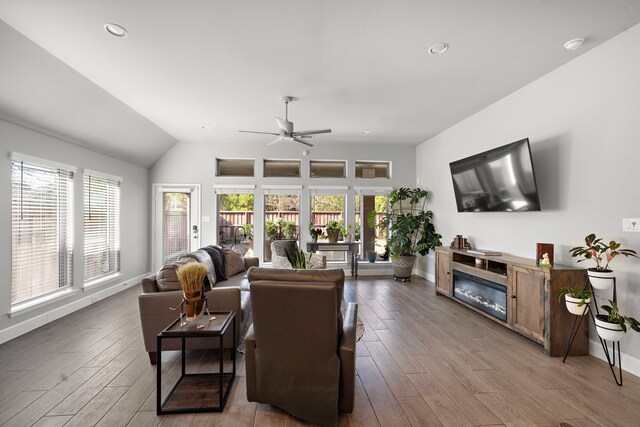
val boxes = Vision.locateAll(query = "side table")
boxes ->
[157,311,236,414]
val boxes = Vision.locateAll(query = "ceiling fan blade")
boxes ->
[275,117,293,134]
[293,137,314,147]
[239,130,280,135]
[295,128,332,136]
[267,137,282,146]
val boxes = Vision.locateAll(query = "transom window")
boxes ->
[310,160,346,178]
[355,161,391,178]
[216,158,255,177]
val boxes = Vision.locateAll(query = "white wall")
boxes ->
[416,24,640,372]
[150,140,416,268]
[0,120,150,342]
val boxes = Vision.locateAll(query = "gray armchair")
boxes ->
[244,267,356,425]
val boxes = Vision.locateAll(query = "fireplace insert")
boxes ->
[452,270,507,322]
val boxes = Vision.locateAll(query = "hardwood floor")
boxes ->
[1,276,639,426]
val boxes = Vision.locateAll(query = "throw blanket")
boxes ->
[202,245,227,282]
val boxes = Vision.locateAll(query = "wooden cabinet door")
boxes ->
[436,250,452,296]
[511,265,545,343]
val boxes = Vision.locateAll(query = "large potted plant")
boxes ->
[595,300,640,342]
[369,187,441,281]
[569,233,639,290]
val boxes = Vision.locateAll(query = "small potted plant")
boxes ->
[595,300,640,342]
[308,222,323,242]
[569,233,639,289]
[365,239,377,263]
[325,220,341,243]
[557,286,592,316]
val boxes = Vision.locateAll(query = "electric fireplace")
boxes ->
[452,269,507,322]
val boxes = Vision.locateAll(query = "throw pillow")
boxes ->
[223,247,245,277]
[156,258,195,292]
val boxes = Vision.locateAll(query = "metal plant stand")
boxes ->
[562,276,623,386]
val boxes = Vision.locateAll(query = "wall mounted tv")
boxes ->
[449,138,541,212]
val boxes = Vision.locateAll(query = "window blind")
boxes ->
[84,172,121,283]
[11,159,74,304]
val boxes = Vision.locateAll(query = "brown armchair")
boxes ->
[244,267,357,425]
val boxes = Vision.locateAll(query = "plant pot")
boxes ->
[367,251,377,263]
[595,314,625,342]
[587,269,615,290]
[564,295,590,316]
[326,229,340,243]
[393,255,416,281]
[344,234,352,243]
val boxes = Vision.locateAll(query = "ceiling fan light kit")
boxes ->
[238,96,331,147]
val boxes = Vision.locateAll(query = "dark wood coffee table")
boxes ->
[156,311,236,414]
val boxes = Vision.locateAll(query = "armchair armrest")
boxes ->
[243,257,260,269]
[339,302,357,412]
[141,274,158,293]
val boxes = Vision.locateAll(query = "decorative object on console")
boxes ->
[174,262,215,328]
[285,248,312,269]
[557,286,592,316]
[450,235,473,250]
[595,300,640,342]
[308,221,323,242]
[536,243,554,266]
[569,233,639,289]
[370,187,442,281]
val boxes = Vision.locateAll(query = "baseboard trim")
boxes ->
[414,268,435,283]
[0,272,149,345]
[589,339,640,379]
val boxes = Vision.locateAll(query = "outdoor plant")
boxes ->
[308,222,323,241]
[369,187,441,258]
[600,300,640,333]
[557,286,592,307]
[285,248,310,269]
[282,220,297,240]
[569,233,639,271]
[265,220,279,240]
[240,223,253,241]
[266,218,297,241]
[325,219,341,231]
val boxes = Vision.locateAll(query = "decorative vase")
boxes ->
[564,295,590,316]
[587,269,615,290]
[184,298,205,320]
[393,255,416,281]
[595,314,625,342]
[326,229,340,243]
[344,234,352,243]
[367,251,377,263]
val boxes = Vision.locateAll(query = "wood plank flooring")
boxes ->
[1,276,639,426]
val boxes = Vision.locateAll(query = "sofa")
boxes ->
[244,267,356,424]
[138,246,258,364]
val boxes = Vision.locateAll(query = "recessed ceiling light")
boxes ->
[361,129,372,135]
[104,23,128,38]
[564,38,584,51]
[428,43,449,55]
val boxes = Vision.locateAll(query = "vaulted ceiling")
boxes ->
[2,1,640,167]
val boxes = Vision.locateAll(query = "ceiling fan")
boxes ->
[239,96,331,147]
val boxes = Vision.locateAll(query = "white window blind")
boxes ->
[11,158,74,304]
[84,171,121,283]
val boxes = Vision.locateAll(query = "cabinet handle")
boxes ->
[511,295,516,299]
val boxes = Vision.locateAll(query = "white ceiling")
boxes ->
[2,1,640,167]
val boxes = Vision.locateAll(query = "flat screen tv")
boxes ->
[449,138,541,212]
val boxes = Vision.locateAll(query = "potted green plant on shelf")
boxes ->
[595,300,640,342]
[369,187,442,281]
[569,233,639,289]
[365,238,377,263]
[557,286,592,316]
[308,222,323,242]
[325,220,341,243]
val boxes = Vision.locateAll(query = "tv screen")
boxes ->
[449,138,541,212]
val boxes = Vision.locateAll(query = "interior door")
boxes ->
[153,185,200,271]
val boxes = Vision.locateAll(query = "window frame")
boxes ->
[355,160,392,179]
[309,160,347,178]
[263,159,301,178]
[216,158,255,177]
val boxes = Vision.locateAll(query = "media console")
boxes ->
[435,247,589,357]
